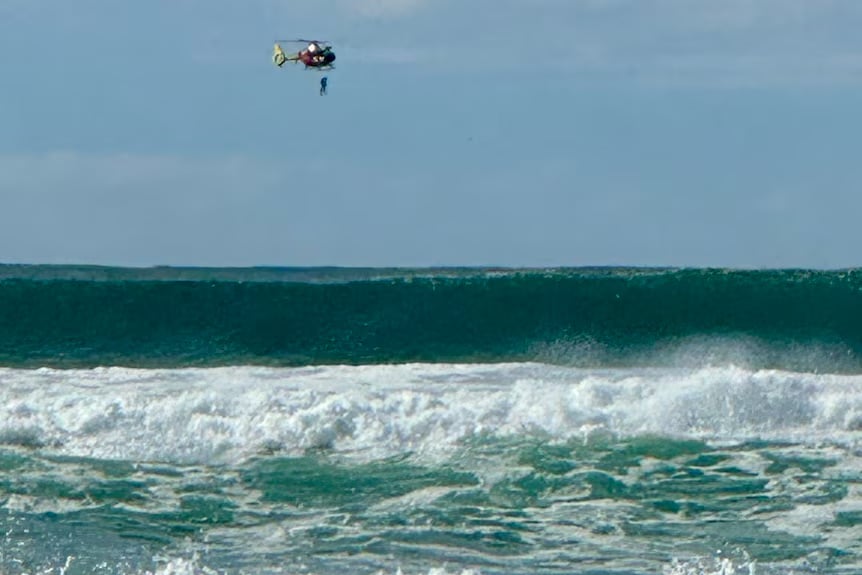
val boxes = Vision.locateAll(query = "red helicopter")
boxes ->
[273,39,336,70]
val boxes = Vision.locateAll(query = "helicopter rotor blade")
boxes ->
[277,38,330,45]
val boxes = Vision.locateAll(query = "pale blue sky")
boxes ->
[2,0,861,268]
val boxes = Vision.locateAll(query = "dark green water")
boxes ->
[1,265,860,370]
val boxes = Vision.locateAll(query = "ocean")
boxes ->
[0,265,860,575]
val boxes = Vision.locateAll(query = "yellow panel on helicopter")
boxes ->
[272,43,287,67]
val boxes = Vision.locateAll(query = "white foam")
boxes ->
[0,363,860,465]
[664,555,757,575]
[141,556,484,575]
[144,554,221,575]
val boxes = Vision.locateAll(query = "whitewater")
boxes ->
[2,363,861,574]
[2,363,861,463]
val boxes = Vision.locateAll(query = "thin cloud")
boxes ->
[0,152,302,266]
[0,152,282,191]
[335,0,429,19]
[575,0,862,85]
[432,0,862,86]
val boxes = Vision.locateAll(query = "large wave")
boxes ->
[1,266,861,371]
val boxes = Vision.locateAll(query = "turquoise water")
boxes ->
[0,266,860,574]
[1,265,861,371]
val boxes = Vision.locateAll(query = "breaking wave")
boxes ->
[0,266,861,371]
[1,363,859,465]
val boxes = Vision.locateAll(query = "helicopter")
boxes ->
[273,39,336,70]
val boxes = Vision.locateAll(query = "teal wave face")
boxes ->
[1,266,861,370]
